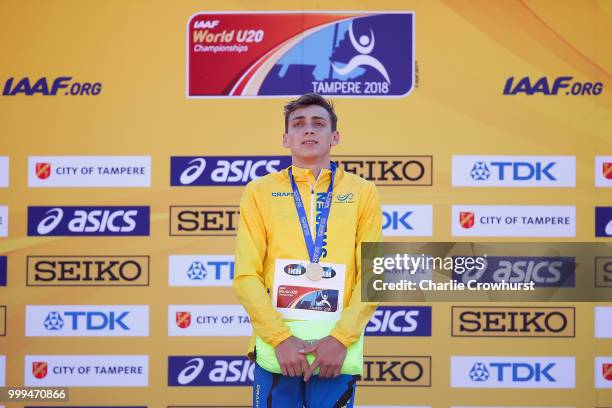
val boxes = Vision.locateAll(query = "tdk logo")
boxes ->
[366,306,431,336]
[170,156,291,186]
[453,156,575,187]
[470,161,555,181]
[454,256,575,287]
[470,162,491,180]
[3,77,102,96]
[383,210,412,230]
[43,312,64,330]
[470,361,555,382]
[43,311,129,331]
[169,255,235,287]
[382,205,433,237]
[503,76,603,95]
[451,356,576,388]
[28,206,150,236]
[187,261,207,280]
[168,356,254,386]
[469,362,489,381]
[26,305,149,337]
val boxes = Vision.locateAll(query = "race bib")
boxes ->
[273,258,346,320]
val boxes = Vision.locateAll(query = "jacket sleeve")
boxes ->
[330,182,382,347]
[233,182,292,348]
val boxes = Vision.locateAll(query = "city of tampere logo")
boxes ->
[36,162,51,180]
[604,363,612,381]
[33,362,48,379]
[469,362,490,382]
[603,162,612,180]
[460,212,475,229]
[176,311,192,329]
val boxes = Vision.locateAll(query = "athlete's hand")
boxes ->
[299,336,347,381]
[274,336,310,377]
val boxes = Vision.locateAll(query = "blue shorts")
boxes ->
[253,363,359,408]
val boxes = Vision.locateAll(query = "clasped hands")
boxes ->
[274,335,347,381]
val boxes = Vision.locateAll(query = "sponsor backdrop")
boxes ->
[0,1,610,408]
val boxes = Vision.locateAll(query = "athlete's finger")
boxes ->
[304,358,321,382]
[299,342,318,355]
[320,362,333,378]
[286,363,296,377]
[292,359,303,377]
[333,363,341,378]
[300,355,310,376]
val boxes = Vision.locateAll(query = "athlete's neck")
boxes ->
[292,156,330,179]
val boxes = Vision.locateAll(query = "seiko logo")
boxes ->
[332,156,433,186]
[451,307,575,337]
[359,356,431,387]
[596,257,612,287]
[0,305,6,336]
[170,206,239,236]
[26,256,149,286]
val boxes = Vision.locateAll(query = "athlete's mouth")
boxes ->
[302,140,318,145]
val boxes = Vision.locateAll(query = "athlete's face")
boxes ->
[283,105,339,162]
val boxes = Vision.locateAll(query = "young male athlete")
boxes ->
[234,93,382,407]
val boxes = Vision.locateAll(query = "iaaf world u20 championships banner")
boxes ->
[187,12,414,97]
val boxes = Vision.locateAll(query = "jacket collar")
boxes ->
[283,164,340,185]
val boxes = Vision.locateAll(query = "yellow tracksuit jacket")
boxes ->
[234,164,382,358]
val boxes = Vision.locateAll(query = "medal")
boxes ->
[306,262,324,281]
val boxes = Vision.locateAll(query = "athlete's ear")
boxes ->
[330,131,340,147]
[282,133,290,148]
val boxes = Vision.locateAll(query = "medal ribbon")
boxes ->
[289,163,336,264]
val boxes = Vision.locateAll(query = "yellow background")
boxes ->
[0,0,611,407]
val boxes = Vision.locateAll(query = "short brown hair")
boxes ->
[284,93,337,132]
